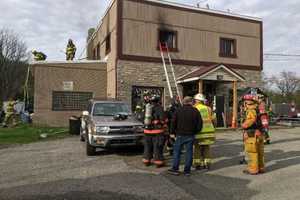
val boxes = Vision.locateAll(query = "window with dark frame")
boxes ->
[219,38,237,58]
[158,29,178,51]
[93,48,97,60]
[96,43,100,60]
[52,91,93,111]
[131,86,164,112]
[105,34,111,55]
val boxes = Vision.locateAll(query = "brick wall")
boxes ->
[116,60,262,108]
[32,61,107,127]
[116,60,199,107]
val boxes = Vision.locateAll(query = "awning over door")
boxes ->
[177,64,246,83]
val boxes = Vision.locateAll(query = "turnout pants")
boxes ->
[66,53,75,60]
[193,140,211,167]
[244,131,265,174]
[264,131,271,143]
[143,134,165,166]
[3,112,16,126]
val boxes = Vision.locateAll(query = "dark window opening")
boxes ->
[52,91,93,111]
[96,43,100,60]
[219,38,237,58]
[105,34,111,55]
[93,48,97,60]
[131,86,164,113]
[158,30,178,51]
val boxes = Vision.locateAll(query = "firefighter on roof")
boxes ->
[242,94,265,175]
[66,39,76,61]
[32,50,47,61]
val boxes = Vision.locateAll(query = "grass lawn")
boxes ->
[0,124,69,145]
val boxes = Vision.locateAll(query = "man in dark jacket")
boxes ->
[168,96,203,176]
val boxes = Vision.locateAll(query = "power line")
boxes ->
[264,60,300,62]
[264,53,300,57]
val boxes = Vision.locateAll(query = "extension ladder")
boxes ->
[159,42,182,104]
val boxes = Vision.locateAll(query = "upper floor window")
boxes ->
[93,48,97,60]
[219,38,237,58]
[158,29,178,51]
[96,43,100,60]
[105,34,111,55]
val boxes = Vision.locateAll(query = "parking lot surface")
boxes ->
[0,127,300,200]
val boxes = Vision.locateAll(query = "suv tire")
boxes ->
[86,140,96,156]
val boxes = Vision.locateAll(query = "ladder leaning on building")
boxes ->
[159,42,182,105]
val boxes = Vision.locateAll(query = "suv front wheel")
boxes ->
[86,139,96,156]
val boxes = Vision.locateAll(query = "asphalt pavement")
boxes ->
[0,127,300,200]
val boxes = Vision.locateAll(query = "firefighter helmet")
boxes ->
[243,94,257,101]
[151,95,161,103]
[194,93,206,102]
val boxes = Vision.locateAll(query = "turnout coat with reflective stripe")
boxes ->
[194,103,215,145]
[144,104,167,134]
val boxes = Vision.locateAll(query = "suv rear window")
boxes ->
[93,103,131,116]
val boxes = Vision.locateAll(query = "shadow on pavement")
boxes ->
[265,149,300,172]
[0,171,255,200]
[268,137,300,145]
[163,172,257,200]
[210,138,300,173]
[94,145,144,157]
[5,190,154,200]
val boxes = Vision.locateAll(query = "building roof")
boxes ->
[146,0,262,22]
[30,60,107,65]
[177,64,246,83]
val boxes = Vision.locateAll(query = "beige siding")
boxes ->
[106,31,118,98]
[123,0,260,37]
[86,0,118,98]
[122,0,261,67]
[201,68,238,81]
[87,0,118,60]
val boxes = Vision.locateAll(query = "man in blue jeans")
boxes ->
[168,96,203,176]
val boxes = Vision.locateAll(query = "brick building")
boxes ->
[32,61,107,126]
[86,0,263,127]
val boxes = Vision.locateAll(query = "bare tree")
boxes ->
[0,29,29,102]
[269,71,300,98]
[261,72,273,92]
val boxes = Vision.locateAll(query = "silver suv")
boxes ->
[80,100,144,156]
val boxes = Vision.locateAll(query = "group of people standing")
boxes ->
[1,98,18,128]
[136,91,270,176]
[137,93,216,176]
[1,97,30,128]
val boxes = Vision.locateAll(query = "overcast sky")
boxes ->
[0,0,299,76]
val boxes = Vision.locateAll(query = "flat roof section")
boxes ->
[146,0,262,22]
[30,60,107,65]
